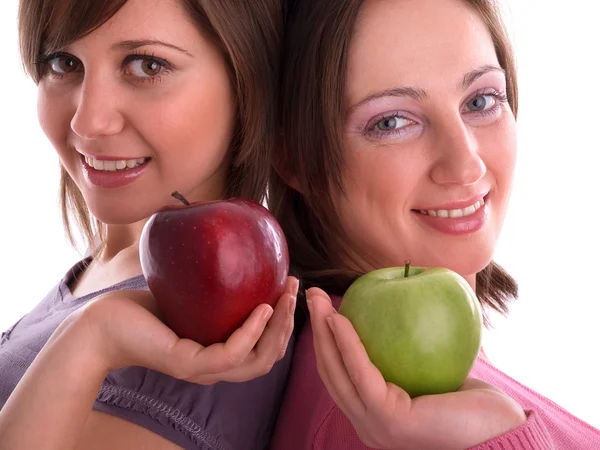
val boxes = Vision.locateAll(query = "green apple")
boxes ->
[339,262,482,398]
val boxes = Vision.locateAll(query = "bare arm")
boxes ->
[0,312,108,450]
[0,279,297,450]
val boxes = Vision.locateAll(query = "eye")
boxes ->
[44,53,82,76]
[364,112,417,139]
[126,58,166,77]
[466,94,496,112]
[375,115,412,132]
[123,54,173,80]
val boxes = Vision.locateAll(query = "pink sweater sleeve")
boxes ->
[470,410,554,450]
[312,407,554,450]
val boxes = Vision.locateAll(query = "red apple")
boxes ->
[139,192,289,346]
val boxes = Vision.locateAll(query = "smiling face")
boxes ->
[336,0,517,281]
[37,0,236,225]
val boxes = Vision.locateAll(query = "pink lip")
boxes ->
[81,155,149,189]
[413,197,489,236]
[413,193,488,211]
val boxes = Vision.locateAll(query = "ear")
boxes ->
[272,142,303,194]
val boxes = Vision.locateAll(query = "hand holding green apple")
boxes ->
[339,261,482,397]
[306,285,526,450]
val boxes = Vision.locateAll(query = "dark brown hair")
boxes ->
[270,0,519,325]
[18,0,283,251]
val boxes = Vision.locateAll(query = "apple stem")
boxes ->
[171,191,191,206]
[404,260,411,278]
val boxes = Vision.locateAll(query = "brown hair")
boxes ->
[270,0,519,325]
[18,0,283,251]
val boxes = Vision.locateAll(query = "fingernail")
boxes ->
[289,294,296,314]
[287,277,299,295]
[306,292,313,314]
[263,306,274,322]
[326,316,334,332]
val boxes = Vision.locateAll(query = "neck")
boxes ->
[464,273,477,292]
[98,219,148,263]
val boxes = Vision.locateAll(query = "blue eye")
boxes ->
[467,94,496,112]
[376,116,412,132]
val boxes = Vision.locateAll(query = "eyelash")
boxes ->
[364,111,416,139]
[466,88,508,117]
[364,89,509,139]
[37,51,175,85]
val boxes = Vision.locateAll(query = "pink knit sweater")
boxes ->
[270,297,600,450]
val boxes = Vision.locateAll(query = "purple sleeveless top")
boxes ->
[0,258,294,450]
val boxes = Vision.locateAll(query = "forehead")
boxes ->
[44,0,194,52]
[346,0,499,99]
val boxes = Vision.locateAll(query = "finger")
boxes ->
[307,288,367,418]
[256,277,298,362]
[220,303,274,364]
[285,276,300,296]
[328,313,396,411]
[222,291,297,382]
[182,303,273,377]
[458,377,504,393]
[201,279,298,379]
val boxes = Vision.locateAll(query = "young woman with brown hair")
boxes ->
[269,0,600,448]
[0,1,297,449]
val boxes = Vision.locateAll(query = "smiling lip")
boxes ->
[414,194,488,212]
[80,154,150,189]
[412,194,489,236]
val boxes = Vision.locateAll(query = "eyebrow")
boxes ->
[348,65,506,113]
[461,64,505,90]
[111,40,193,57]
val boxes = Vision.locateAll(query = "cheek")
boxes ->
[146,79,236,169]
[342,145,421,206]
[37,86,72,155]
[488,117,517,191]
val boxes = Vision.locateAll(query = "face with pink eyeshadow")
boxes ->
[334,0,517,285]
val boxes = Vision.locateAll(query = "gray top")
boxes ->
[0,258,293,450]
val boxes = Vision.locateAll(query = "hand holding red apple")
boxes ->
[306,286,526,450]
[75,278,298,385]
[140,193,290,346]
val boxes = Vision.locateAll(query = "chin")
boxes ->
[441,251,493,280]
[391,245,494,281]
[87,203,153,226]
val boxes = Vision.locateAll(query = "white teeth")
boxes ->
[84,156,147,171]
[419,198,485,218]
[463,204,476,216]
[449,209,463,218]
[104,161,116,171]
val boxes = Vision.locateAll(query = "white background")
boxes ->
[0,0,599,429]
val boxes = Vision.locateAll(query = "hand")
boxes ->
[306,287,526,450]
[65,276,298,384]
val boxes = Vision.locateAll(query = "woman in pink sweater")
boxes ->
[268,0,600,448]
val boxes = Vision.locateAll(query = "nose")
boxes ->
[70,75,125,139]
[429,118,486,187]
